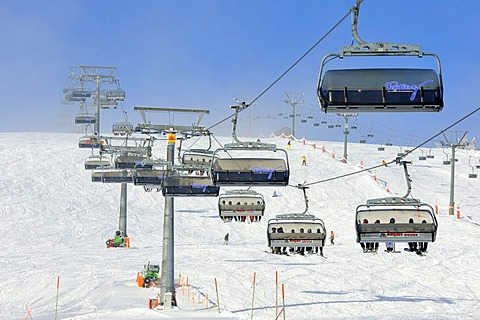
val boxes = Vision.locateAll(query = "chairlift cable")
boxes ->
[302,106,480,187]
[206,8,352,132]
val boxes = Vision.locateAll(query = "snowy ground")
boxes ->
[1,132,479,319]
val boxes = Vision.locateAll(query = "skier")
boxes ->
[113,230,124,247]
[330,231,335,245]
[287,140,291,149]
[373,220,380,252]
[223,233,229,245]
[419,220,428,253]
[362,219,373,252]
[301,155,307,166]
[407,218,418,252]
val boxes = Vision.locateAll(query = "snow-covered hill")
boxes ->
[1,133,479,319]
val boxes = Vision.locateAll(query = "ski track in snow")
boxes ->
[1,132,479,319]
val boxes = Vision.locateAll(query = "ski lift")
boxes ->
[218,189,265,220]
[99,99,118,109]
[327,124,334,129]
[426,149,435,159]
[355,161,438,244]
[84,155,111,170]
[442,148,451,165]
[307,115,314,120]
[313,122,320,127]
[468,157,478,179]
[70,89,92,99]
[75,113,96,124]
[377,142,385,151]
[79,135,104,149]
[106,88,126,101]
[301,119,307,123]
[418,149,427,161]
[112,121,134,136]
[321,120,328,124]
[132,169,167,186]
[162,170,220,197]
[267,186,326,252]
[91,169,133,183]
[115,155,152,169]
[397,146,404,157]
[211,104,289,187]
[359,139,366,144]
[181,133,216,166]
[385,136,393,146]
[317,1,443,113]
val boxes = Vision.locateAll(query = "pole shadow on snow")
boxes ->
[230,294,456,313]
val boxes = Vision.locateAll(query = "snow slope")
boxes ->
[1,133,479,319]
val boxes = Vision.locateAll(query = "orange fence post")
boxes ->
[313,143,317,149]
[457,207,461,219]
[321,145,325,153]
[434,204,438,214]
[332,152,335,159]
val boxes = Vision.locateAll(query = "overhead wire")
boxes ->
[206,7,353,132]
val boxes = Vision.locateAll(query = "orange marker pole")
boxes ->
[457,207,461,219]
[435,204,438,214]
[54,276,60,320]
[282,283,286,320]
[206,294,209,309]
[215,278,220,313]
[275,271,279,318]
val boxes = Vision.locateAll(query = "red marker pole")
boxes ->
[250,272,256,319]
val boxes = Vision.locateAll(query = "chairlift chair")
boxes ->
[359,139,366,144]
[99,99,118,109]
[327,124,334,129]
[355,161,438,244]
[313,122,320,127]
[112,121,134,136]
[316,1,443,114]
[84,155,111,170]
[301,119,307,123]
[79,135,104,149]
[75,114,96,124]
[419,149,427,161]
[468,157,478,178]
[115,155,153,169]
[70,89,92,99]
[133,169,167,186]
[218,189,265,219]
[181,134,216,166]
[106,88,126,101]
[91,169,133,183]
[426,149,435,159]
[182,149,215,166]
[267,186,326,252]
[162,171,220,197]
[356,197,438,243]
[377,145,385,151]
[211,104,290,187]
[267,215,326,251]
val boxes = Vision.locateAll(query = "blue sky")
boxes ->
[0,0,479,147]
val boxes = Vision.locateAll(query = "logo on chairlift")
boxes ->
[384,79,433,101]
[252,166,282,180]
[191,183,208,192]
